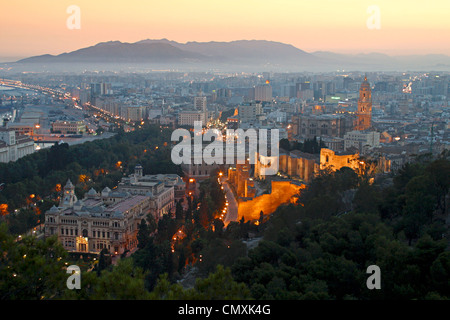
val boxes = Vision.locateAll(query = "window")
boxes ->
[82,229,88,237]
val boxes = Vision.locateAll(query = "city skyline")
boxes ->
[0,0,449,306]
[1,0,449,61]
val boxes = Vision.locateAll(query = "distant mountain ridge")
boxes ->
[14,39,450,71]
[18,39,320,66]
[136,39,316,62]
[18,41,205,63]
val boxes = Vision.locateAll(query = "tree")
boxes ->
[430,251,450,297]
[148,273,188,300]
[95,127,104,135]
[198,239,246,275]
[279,138,291,151]
[175,199,184,221]
[65,258,150,300]
[352,182,381,214]
[188,265,251,299]
[0,223,68,299]
[137,218,151,250]
[146,214,157,235]
[213,218,224,235]
[92,258,150,299]
[426,159,450,215]
[96,248,110,275]
[150,265,251,300]
[132,238,174,291]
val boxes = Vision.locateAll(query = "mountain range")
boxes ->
[11,39,450,72]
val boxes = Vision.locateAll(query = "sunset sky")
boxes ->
[0,0,449,61]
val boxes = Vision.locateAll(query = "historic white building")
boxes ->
[0,128,35,163]
[45,179,152,255]
[117,165,177,218]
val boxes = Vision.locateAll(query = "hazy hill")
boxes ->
[136,39,321,64]
[18,41,205,63]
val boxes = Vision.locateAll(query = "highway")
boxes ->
[0,78,67,99]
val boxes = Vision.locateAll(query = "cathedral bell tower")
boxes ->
[355,75,372,131]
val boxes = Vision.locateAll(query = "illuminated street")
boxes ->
[220,176,238,226]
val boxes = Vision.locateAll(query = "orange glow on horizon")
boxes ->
[0,0,449,60]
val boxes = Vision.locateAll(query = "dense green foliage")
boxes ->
[0,223,68,299]
[149,265,251,300]
[231,156,450,299]
[279,137,325,154]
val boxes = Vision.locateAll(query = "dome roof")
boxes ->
[49,205,59,213]
[102,187,111,193]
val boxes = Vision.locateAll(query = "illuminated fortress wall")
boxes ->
[319,148,360,171]
[237,180,305,221]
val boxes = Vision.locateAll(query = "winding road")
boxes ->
[220,177,239,226]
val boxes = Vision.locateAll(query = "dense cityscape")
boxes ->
[0,1,449,313]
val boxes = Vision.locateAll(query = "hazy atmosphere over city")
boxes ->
[0,0,449,313]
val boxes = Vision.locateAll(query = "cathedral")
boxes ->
[354,75,372,131]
